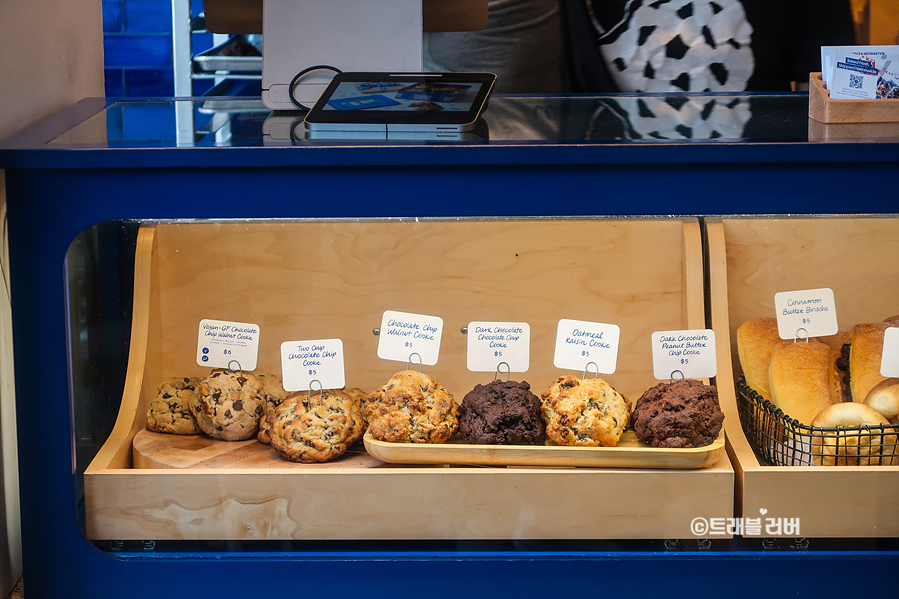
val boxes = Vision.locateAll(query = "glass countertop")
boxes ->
[32,93,890,147]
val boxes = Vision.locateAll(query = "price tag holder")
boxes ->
[196,319,260,371]
[467,321,530,373]
[280,338,345,392]
[883,327,899,377]
[377,310,443,366]
[774,288,838,339]
[553,319,620,374]
[651,329,717,380]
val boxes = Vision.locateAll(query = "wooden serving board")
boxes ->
[363,429,725,469]
[133,429,384,469]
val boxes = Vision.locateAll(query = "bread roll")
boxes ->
[768,341,835,425]
[865,378,899,424]
[850,323,888,403]
[737,317,786,400]
[813,329,851,403]
[882,315,899,327]
[810,402,896,466]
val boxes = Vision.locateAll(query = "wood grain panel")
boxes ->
[86,455,733,541]
[153,219,695,401]
[721,216,899,381]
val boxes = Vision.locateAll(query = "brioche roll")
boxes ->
[850,323,888,403]
[810,402,896,466]
[737,317,786,400]
[864,378,899,424]
[768,341,835,425]
[813,329,851,403]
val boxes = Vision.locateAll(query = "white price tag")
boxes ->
[280,338,345,392]
[651,329,717,380]
[467,321,530,373]
[774,288,838,339]
[553,319,620,374]
[377,310,443,366]
[882,327,899,378]
[196,319,260,371]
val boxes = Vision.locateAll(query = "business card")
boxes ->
[821,45,897,88]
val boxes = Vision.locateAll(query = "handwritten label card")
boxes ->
[651,329,717,380]
[774,288,838,339]
[467,321,530,373]
[553,319,620,374]
[196,319,260,371]
[280,338,345,392]
[377,310,443,366]
[883,327,899,378]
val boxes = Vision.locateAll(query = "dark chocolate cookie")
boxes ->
[631,379,724,448]
[459,379,545,445]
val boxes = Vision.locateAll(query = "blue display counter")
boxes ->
[1,94,897,598]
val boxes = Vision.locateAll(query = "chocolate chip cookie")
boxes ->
[254,372,288,445]
[540,375,632,447]
[146,376,202,435]
[191,369,265,441]
[365,370,458,443]
[267,389,365,463]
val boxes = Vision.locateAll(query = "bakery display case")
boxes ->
[2,94,898,597]
[708,216,899,538]
[84,217,732,541]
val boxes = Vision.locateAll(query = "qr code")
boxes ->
[849,74,863,89]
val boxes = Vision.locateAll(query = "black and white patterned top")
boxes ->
[562,0,856,92]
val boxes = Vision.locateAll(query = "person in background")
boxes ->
[561,0,857,93]
[424,0,565,93]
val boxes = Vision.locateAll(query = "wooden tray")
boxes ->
[707,216,899,538]
[84,218,734,541]
[133,429,383,469]
[808,72,899,123]
[364,430,725,469]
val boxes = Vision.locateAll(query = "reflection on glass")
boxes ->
[39,93,899,147]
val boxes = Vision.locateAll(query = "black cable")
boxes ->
[288,65,343,110]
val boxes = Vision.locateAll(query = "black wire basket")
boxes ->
[735,376,899,466]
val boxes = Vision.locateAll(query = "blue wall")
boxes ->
[103,0,213,97]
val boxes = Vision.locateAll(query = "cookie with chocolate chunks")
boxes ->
[191,369,265,441]
[267,389,365,463]
[146,376,202,435]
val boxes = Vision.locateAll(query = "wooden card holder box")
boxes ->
[84,218,733,542]
[707,216,899,538]
[808,72,899,124]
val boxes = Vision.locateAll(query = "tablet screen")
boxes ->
[324,81,483,112]
[304,72,496,131]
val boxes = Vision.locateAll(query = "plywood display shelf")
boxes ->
[808,72,899,123]
[84,218,733,542]
[707,216,899,538]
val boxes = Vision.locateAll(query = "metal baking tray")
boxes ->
[193,34,262,73]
